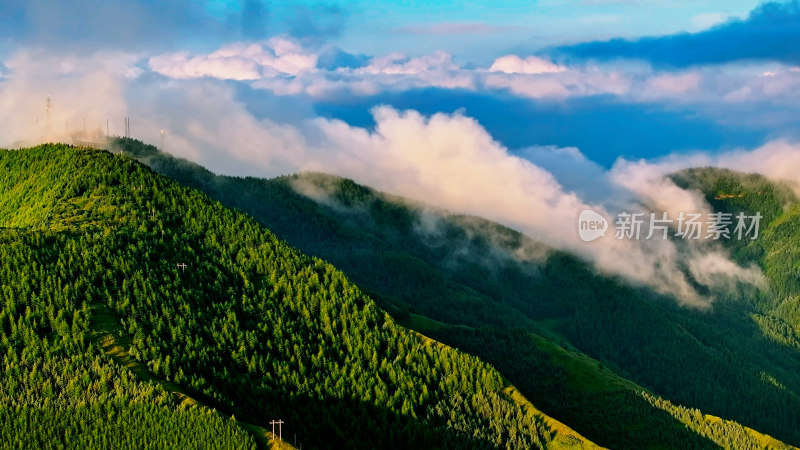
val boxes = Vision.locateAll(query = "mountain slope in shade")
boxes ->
[0,144,599,450]
[114,138,799,449]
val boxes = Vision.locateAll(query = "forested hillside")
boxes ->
[115,138,800,449]
[671,168,800,358]
[0,144,601,449]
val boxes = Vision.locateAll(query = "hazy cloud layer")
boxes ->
[0,0,221,52]
[144,38,800,123]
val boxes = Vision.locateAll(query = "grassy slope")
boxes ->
[113,138,799,449]
[0,144,597,450]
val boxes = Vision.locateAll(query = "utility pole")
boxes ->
[269,420,284,441]
[176,263,187,272]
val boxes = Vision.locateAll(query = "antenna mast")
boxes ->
[45,95,52,134]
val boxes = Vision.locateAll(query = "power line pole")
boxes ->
[176,263,187,272]
[269,420,284,441]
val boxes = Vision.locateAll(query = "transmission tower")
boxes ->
[45,95,52,133]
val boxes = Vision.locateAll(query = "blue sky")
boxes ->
[198,0,762,64]
[337,0,759,62]
[1,1,762,59]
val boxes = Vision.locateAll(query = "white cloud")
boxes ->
[611,140,800,197]
[489,55,566,74]
[714,140,800,195]
[610,157,710,218]
[142,40,800,119]
[485,67,630,99]
[148,38,318,80]
[249,50,475,99]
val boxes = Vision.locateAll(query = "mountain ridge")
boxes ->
[111,137,800,449]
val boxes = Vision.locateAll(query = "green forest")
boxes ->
[112,138,800,449]
[0,144,600,449]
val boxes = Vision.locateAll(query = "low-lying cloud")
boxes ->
[612,139,800,197]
